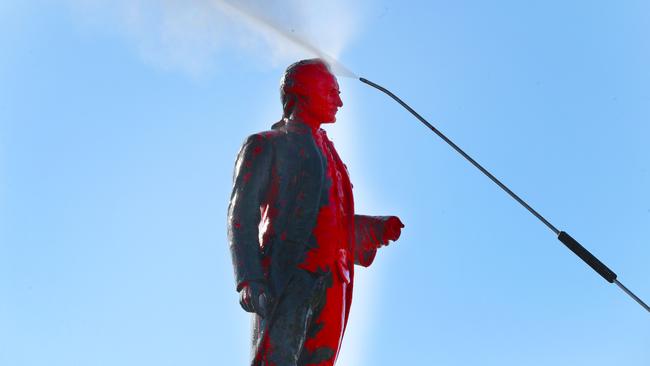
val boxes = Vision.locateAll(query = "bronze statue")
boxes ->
[227,59,404,366]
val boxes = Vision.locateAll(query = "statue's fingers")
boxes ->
[240,290,253,312]
[393,227,402,240]
[384,226,397,242]
[387,226,396,239]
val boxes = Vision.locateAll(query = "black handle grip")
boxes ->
[557,231,617,283]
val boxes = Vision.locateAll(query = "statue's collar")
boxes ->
[274,118,318,135]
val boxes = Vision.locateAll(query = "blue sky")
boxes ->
[2,1,649,365]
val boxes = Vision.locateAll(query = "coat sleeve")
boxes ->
[227,134,273,291]
[353,215,390,267]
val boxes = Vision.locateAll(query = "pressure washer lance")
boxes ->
[359,77,649,314]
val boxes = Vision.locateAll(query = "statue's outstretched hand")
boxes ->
[239,281,269,318]
[381,216,404,247]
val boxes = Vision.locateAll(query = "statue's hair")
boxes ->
[279,59,332,118]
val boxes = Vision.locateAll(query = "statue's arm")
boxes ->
[227,134,272,291]
[354,215,404,267]
[353,215,385,267]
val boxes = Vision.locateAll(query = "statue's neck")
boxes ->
[285,115,321,135]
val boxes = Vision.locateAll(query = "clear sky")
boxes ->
[2,1,649,365]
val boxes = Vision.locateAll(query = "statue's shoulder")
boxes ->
[241,127,283,145]
[258,129,284,141]
[235,128,286,162]
[241,120,311,151]
[244,120,288,141]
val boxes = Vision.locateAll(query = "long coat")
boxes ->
[227,120,390,356]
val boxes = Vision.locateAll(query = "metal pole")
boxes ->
[359,76,649,314]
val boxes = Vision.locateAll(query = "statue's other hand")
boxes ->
[381,216,405,246]
[239,281,269,318]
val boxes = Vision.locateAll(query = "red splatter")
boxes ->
[296,129,355,364]
[253,145,263,156]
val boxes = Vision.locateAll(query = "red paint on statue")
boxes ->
[297,128,353,365]
[288,63,352,365]
[282,62,343,129]
[298,129,350,273]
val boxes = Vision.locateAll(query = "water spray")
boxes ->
[213,0,357,78]
[219,0,649,314]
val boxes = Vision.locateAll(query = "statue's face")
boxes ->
[286,63,343,126]
[301,71,343,124]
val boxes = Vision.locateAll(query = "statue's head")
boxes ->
[280,59,343,127]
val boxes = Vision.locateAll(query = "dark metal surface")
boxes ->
[615,280,650,312]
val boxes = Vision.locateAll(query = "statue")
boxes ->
[227,59,404,366]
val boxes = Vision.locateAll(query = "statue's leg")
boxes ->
[251,269,325,366]
[297,264,350,366]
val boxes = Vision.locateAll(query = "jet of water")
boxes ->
[213,0,358,78]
